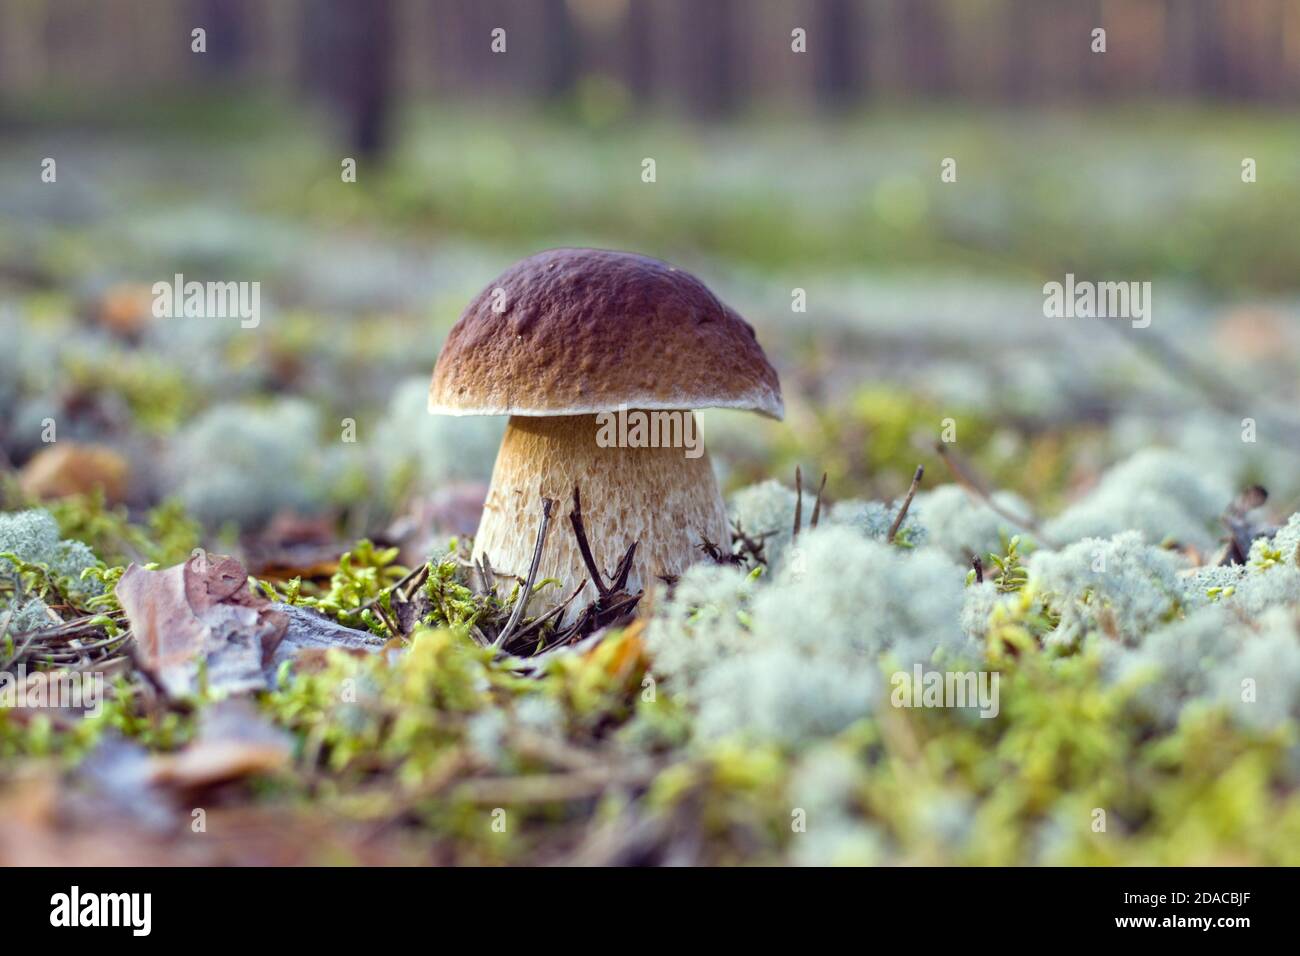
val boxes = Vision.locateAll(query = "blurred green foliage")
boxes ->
[257,106,1300,294]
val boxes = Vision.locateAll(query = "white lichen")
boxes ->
[168,399,343,527]
[0,509,102,596]
[372,377,505,488]
[1,595,56,635]
[910,484,1032,563]
[1105,603,1300,733]
[647,525,971,746]
[725,480,813,566]
[1043,449,1233,551]
[1029,531,1184,648]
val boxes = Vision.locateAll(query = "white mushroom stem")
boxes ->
[472,412,730,617]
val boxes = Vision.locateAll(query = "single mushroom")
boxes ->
[428,248,783,617]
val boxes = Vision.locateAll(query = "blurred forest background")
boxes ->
[7,0,1300,125]
[3,0,1300,548]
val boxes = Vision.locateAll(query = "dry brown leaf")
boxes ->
[0,764,424,866]
[149,700,293,789]
[93,283,154,337]
[19,442,130,503]
[245,511,344,581]
[115,552,287,698]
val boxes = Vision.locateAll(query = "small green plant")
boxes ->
[287,539,407,634]
[988,535,1030,593]
[967,534,1030,593]
[423,555,495,631]
[1252,543,1286,571]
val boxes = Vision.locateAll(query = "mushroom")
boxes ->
[428,248,783,617]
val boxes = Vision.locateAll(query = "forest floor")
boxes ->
[2,103,1300,864]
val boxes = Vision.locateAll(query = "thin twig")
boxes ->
[452,760,659,804]
[495,497,556,648]
[475,555,496,598]
[505,582,587,650]
[810,472,828,528]
[569,485,611,599]
[933,443,1056,549]
[401,563,430,601]
[792,466,803,541]
[886,465,924,544]
[354,561,428,617]
[609,541,638,593]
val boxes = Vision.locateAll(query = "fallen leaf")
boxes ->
[0,762,425,866]
[115,552,287,698]
[92,283,154,337]
[245,511,344,582]
[19,442,130,503]
[149,699,293,789]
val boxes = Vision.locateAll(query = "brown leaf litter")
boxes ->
[115,551,288,698]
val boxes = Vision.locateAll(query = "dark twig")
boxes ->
[496,497,556,648]
[792,467,803,541]
[553,592,642,648]
[699,537,744,567]
[475,555,497,598]
[569,485,611,600]
[372,601,401,639]
[971,555,984,584]
[886,465,924,544]
[609,541,639,593]
[401,563,430,601]
[934,443,1056,549]
[355,561,429,617]
[1218,485,1273,566]
[810,472,828,528]
[504,582,587,651]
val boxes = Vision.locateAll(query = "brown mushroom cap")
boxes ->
[428,248,784,419]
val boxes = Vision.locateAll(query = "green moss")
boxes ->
[46,493,200,568]
[261,539,408,635]
[63,352,197,434]
[3,516,1296,865]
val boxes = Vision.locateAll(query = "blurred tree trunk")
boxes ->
[198,0,248,73]
[1190,0,1231,96]
[900,0,951,96]
[1003,0,1036,101]
[539,0,578,101]
[813,0,863,109]
[678,0,739,117]
[1080,0,1107,96]
[300,0,395,160]
[623,0,655,107]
